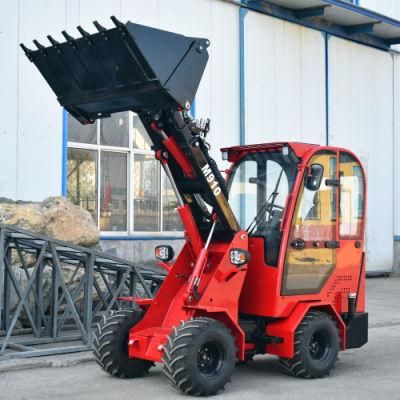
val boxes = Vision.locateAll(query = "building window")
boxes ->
[133,154,160,231]
[100,151,127,232]
[67,111,183,235]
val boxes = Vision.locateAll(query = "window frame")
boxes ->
[338,151,365,240]
[281,150,338,296]
[67,112,183,237]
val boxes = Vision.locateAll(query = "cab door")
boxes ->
[336,151,366,310]
[282,151,338,295]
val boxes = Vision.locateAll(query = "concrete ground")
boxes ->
[1,277,399,400]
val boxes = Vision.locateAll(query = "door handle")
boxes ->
[325,240,340,249]
[290,239,306,250]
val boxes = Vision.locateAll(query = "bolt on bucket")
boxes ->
[21,16,209,124]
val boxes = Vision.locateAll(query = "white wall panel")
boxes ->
[16,0,66,201]
[207,1,240,162]
[121,0,159,28]
[328,36,394,272]
[65,0,80,31]
[244,11,326,145]
[0,1,18,199]
[157,0,240,163]
[393,53,400,237]
[359,0,399,19]
[78,0,121,31]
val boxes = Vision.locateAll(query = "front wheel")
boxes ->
[279,310,339,378]
[162,318,236,396]
[93,309,153,378]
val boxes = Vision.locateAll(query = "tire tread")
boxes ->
[162,317,235,396]
[93,309,152,379]
[279,310,339,379]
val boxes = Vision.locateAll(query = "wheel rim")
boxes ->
[197,340,225,377]
[309,331,331,362]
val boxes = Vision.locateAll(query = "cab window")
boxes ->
[228,148,298,266]
[339,152,365,239]
[282,151,337,295]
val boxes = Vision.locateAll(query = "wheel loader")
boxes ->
[21,17,368,396]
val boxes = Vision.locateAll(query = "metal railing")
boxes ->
[0,224,165,360]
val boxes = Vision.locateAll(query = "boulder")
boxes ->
[0,196,99,246]
[1,196,100,329]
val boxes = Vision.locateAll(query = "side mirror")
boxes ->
[306,163,324,191]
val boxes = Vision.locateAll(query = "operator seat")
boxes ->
[254,209,283,267]
[305,192,319,220]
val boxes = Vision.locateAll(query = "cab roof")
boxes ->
[221,142,319,162]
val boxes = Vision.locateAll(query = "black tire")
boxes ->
[93,309,153,378]
[162,318,236,396]
[279,310,339,379]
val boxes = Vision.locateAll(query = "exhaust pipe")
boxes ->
[346,292,357,324]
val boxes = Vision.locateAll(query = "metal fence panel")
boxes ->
[0,224,165,360]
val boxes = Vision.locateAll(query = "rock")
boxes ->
[0,197,104,331]
[0,196,100,328]
[0,196,99,247]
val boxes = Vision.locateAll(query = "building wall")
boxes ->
[358,0,400,273]
[328,36,394,272]
[0,0,399,273]
[244,11,326,145]
[359,0,400,18]
[100,238,185,267]
[0,0,65,201]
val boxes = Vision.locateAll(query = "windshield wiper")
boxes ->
[247,168,284,235]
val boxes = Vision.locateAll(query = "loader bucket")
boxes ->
[20,17,209,123]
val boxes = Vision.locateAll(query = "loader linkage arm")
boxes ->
[21,16,240,242]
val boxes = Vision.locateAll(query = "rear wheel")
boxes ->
[93,309,153,378]
[279,310,339,378]
[162,318,236,396]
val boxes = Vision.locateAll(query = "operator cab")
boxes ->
[225,143,302,266]
[225,142,365,309]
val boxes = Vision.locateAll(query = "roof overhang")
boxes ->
[237,0,400,50]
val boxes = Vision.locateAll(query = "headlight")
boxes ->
[230,248,250,266]
[155,245,175,262]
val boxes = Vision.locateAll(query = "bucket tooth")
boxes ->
[61,30,77,49]
[93,20,105,31]
[93,20,108,40]
[76,25,92,43]
[111,15,124,29]
[47,35,61,53]
[46,35,62,53]
[19,43,34,61]
[33,39,47,56]
[33,39,45,50]
[47,35,59,46]
[111,16,125,36]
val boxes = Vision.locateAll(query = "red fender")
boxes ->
[266,302,346,359]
